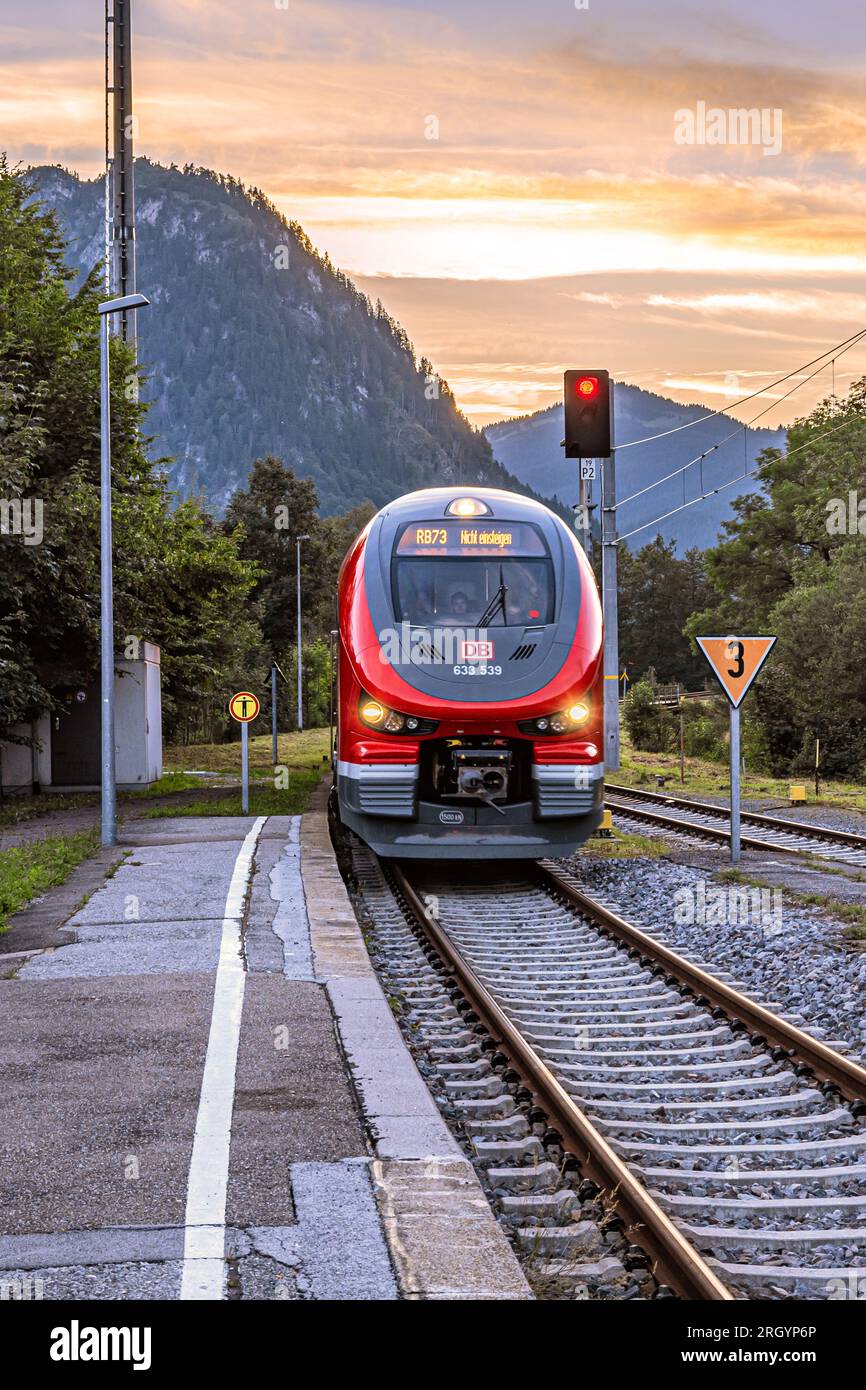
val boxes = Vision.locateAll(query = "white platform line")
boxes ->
[180,816,266,1300]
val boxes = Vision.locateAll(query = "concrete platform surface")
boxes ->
[0,803,530,1301]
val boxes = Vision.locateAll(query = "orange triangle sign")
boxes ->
[696,635,777,708]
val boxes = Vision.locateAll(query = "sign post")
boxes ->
[228,691,261,815]
[696,636,776,863]
[730,703,741,861]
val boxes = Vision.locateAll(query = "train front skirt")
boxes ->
[337,759,605,859]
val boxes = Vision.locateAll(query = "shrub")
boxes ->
[622,681,676,752]
[681,698,729,761]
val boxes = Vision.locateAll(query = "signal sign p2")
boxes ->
[696,636,776,708]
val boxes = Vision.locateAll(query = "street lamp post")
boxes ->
[296,534,310,732]
[97,291,150,847]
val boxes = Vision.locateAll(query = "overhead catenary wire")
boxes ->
[616,412,866,545]
[616,339,863,513]
[613,326,866,452]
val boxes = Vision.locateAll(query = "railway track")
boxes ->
[349,840,866,1301]
[605,784,866,868]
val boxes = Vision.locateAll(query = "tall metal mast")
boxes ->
[108,0,138,348]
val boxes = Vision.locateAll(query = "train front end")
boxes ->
[336,487,604,859]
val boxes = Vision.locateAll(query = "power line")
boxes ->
[617,339,861,513]
[616,412,866,545]
[614,327,866,453]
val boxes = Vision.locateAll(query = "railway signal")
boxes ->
[563,369,619,770]
[563,370,611,459]
[697,635,777,861]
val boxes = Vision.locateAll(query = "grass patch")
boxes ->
[127,771,202,796]
[164,728,329,776]
[148,730,329,819]
[614,729,866,813]
[146,775,323,819]
[581,828,669,860]
[0,829,99,931]
[715,867,747,884]
[0,790,98,829]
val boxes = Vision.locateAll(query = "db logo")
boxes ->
[460,640,494,661]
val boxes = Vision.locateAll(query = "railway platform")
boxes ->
[0,795,529,1302]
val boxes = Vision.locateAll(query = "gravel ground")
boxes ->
[564,854,866,1069]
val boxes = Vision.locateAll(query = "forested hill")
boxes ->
[30,160,537,515]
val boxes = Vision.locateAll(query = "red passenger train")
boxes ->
[334,486,604,859]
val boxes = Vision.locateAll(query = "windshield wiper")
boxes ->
[474,564,508,629]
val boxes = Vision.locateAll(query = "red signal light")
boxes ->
[564,368,610,457]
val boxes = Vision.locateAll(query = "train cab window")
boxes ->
[392,521,555,628]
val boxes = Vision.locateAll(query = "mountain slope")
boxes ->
[486,384,786,552]
[30,160,542,515]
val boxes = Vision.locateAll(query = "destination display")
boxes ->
[396,520,547,557]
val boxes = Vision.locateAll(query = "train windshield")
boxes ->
[392,520,555,627]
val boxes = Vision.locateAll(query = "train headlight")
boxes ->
[359,695,438,735]
[518,702,591,736]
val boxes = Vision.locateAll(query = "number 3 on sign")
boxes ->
[725,639,745,679]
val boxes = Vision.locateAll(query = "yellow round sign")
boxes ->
[228,691,260,723]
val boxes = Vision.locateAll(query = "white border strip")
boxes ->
[180,816,266,1300]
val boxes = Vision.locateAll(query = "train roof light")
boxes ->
[447,496,490,518]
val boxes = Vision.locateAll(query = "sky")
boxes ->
[2,0,865,425]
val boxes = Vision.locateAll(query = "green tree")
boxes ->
[622,681,676,752]
[224,456,320,654]
[224,459,374,650]
[0,159,262,743]
[224,458,374,730]
[685,380,866,773]
[618,537,713,687]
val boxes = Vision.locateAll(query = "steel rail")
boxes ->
[539,862,866,1108]
[389,861,735,1302]
[607,783,866,850]
[604,796,807,856]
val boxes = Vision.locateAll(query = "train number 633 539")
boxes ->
[452,664,502,676]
